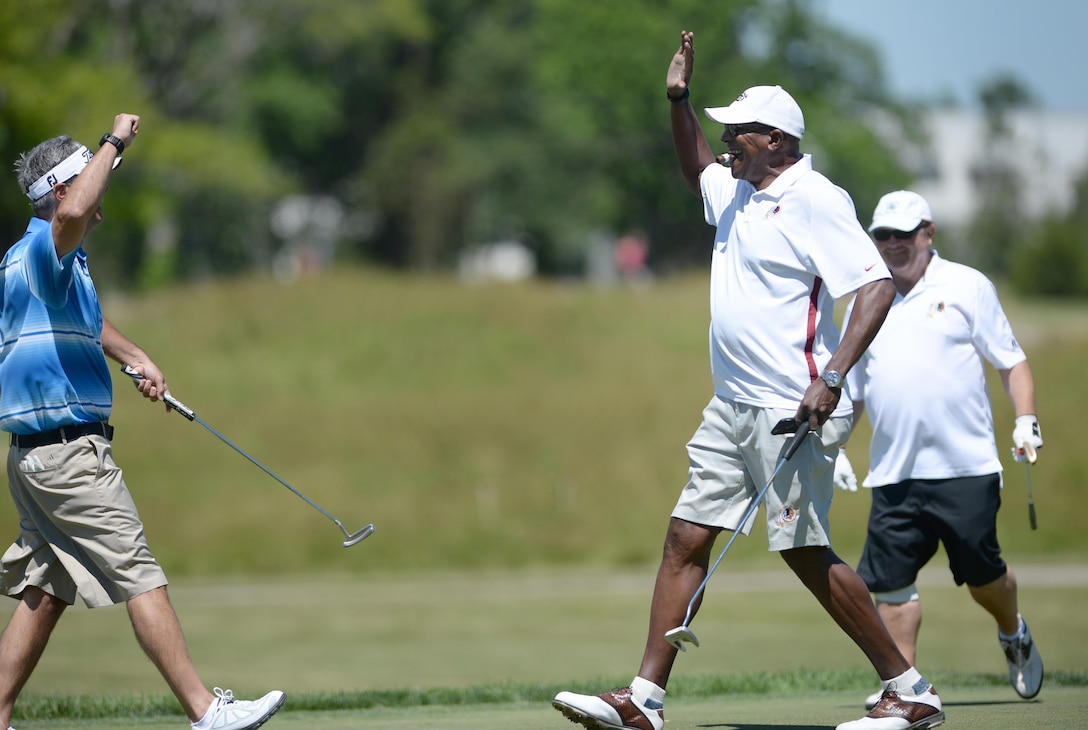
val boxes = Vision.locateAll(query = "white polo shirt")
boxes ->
[845,252,1026,487]
[701,155,888,414]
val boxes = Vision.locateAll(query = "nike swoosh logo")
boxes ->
[865,263,877,271]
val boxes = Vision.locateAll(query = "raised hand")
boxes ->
[666,30,694,98]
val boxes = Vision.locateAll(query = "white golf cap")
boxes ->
[705,85,805,139]
[868,190,933,232]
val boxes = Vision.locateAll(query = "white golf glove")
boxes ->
[834,448,858,491]
[1011,415,1043,463]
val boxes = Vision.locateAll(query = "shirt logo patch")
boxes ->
[765,205,782,219]
[928,300,945,317]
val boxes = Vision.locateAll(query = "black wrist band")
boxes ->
[99,133,125,154]
[667,87,690,103]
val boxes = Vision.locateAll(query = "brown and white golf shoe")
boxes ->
[552,686,664,730]
[836,686,945,730]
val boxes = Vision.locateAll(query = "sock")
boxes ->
[882,667,930,696]
[191,695,221,730]
[998,614,1025,641]
[631,676,666,710]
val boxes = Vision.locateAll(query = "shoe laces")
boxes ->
[213,688,236,705]
[1001,633,1032,666]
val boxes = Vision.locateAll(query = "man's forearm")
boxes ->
[100,317,147,366]
[829,278,895,375]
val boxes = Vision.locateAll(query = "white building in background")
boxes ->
[894,110,1088,227]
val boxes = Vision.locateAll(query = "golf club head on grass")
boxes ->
[342,523,376,548]
[665,626,700,652]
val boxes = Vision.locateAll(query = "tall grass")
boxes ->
[3,267,1082,577]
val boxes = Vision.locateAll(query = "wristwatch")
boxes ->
[820,370,844,390]
[99,133,125,154]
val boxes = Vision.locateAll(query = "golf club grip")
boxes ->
[120,365,196,421]
[1029,503,1037,530]
[783,420,812,461]
[1022,441,1038,465]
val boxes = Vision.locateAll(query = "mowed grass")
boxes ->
[0,268,1086,725]
[1,568,1085,726]
[0,266,1077,577]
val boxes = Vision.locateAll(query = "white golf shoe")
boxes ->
[1000,616,1044,699]
[836,686,944,730]
[552,686,664,730]
[191,687,286,730]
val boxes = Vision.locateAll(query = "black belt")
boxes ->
[9,422,114,449]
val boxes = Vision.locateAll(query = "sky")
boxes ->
[817,0,1088,111]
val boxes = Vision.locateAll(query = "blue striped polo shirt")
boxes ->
[0,217,112,434]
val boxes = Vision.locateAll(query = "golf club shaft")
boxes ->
[677,421,812,628]
[1022,442,1038,530]
[121,365,361,538]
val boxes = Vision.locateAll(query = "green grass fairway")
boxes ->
[9,687,1087,729]
[3,566,1085,727]
[0,271,1085,726]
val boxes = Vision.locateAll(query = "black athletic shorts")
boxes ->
[856,473,1007,592]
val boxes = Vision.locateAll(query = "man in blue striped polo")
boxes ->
[0,114,284,730]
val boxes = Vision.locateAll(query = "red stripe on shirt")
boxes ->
[804,277,823,381]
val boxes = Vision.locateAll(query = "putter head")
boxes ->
[664,626,699,652]
[342,524,376,548]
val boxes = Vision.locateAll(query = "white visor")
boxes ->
[26,145,122,201]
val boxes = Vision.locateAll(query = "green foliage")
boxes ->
[2,0,918,286]
[1010,167,1088,297]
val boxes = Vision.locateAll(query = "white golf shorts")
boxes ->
[671,397,851,551]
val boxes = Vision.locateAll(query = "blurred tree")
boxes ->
[1010,165,1088,297]
[1,0,916,284]
[963,74,1036,278]
[0,1,291,288]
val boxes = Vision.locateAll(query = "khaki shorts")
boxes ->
[672,397,851,551]
[2,434,167,608]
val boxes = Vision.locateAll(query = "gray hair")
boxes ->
[14,135,82,218]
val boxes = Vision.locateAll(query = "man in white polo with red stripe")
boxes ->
[552,30,944,730]
[839,190,1044,710]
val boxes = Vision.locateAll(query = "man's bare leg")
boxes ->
[782,546,910,679]
[0,587,67,728]
[127,586,213,723]
[636,517,719,688]
[968,567,1021,636]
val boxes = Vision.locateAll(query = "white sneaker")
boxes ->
[836,686,944,729]
[552,686,664,730]
[864,687,883,710]
[192,687,286,730]
[1000,616,1044,699]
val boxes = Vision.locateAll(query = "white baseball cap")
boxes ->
[705,85,805,139]
[868,190,933,233]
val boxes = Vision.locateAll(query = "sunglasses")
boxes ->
[724,123,774,138]
[872,224,923,242]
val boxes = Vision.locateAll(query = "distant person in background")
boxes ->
[837,190,1044,709]
[551,30,944,730]
[614,230,652,285]
[0,114,285,730]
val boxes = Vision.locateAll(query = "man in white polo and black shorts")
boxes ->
[552,30,944,730]
[838,190,1045,709]
[0,114,285,730]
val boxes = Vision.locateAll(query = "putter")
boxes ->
[122,366,375,548]
[665,419,812,652]
[1022,441,1038,530]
